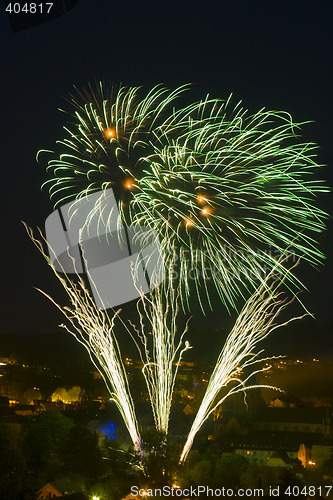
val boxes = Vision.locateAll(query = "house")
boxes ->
[214,413,244,436]
[269,398,288,408]
[253,407,332,436]
[310,442,333,466]
[36,478,83,499]
[56,495,88,500]
[231,433,300,465]
[14,404,35,416]
[35,401,65,412]
[222,431,332,470]
[266,450,294,467]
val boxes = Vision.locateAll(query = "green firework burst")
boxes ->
[40,84,328,311]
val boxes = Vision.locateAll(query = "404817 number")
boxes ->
[5,3,53,13]
[284,485,332,497]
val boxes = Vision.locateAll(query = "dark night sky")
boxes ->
[0,0,332,358]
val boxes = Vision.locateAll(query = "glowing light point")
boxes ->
[184,218,193,227]
[197,195,206,204]
[104,128,115,139]
[124,178,134,189]
[201,206,211,216]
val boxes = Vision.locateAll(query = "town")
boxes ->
[0,332,332,499]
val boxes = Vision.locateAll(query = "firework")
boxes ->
[179,263,307,463]
[40,83,188,211]
[130,99,328,309]
[25,225,142,452]
[26,224,190,448]
[40,84,328,311]
[26,224,311,468]
[130,279,192,435]
[35,83,328,469]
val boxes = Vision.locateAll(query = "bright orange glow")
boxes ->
[124,178,134,189]
[197,195,206,204]
[184,218,193,227]
[201,206,211,216]
[104,128,115,139]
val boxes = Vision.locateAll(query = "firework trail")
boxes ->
[26,224,190,446]
[35,83,328,468]
[40,84,328,310]
[26,222,307,464]
[25,225,142,452]
[179,264,308,463]
[128,275,192,435]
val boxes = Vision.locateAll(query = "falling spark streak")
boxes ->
[179,265,308,463]
[128,277,192,435]
[35,84,328,471]
[24,224,141,452]
[26,223,313,468]
[40,83,328,312]
[25,224,191,447]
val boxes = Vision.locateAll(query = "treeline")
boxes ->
[0,412,142,500]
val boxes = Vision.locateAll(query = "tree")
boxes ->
[139,428,180,486]
[103,439,140,477]
[0,424,36,500]
[67,386,85,403]
[240,464,278,491]
[192,459,213,485]
[21,411,73,475]
[214,455,249,489]
[51,387,68,402]
[62,425,104,479]
[51,386,85,403]
[23,387,42,402]
[277,468,304,498]
[0,446,35,500]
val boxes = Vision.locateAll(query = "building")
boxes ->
[252,408,332,437]
[230,433,300,465]
[37,479,83,499]
[266,450,295,467]
[298,441,333,468]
